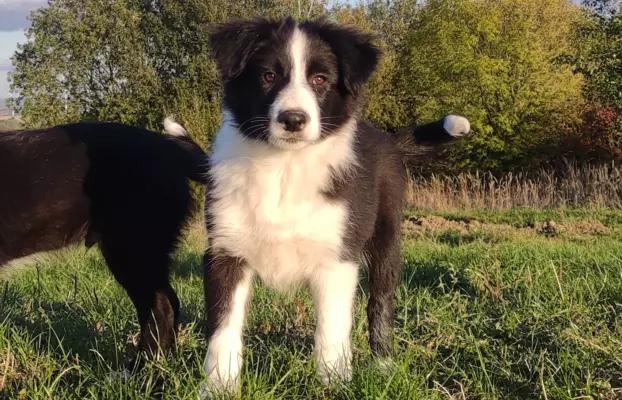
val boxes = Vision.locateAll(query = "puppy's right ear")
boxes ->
[208,18,270,81]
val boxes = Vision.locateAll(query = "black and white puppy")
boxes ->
[201,16,470,393]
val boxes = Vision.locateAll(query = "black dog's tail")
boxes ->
[163,117,209,184]
[394,114,471,157]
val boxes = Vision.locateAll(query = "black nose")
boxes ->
[277,109,308,132]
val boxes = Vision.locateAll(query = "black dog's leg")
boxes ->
[100,239,178,357]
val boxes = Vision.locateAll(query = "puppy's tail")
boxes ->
[394,114,470,158]
[163,116,209,184]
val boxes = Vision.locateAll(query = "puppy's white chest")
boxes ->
[208,131,354,287]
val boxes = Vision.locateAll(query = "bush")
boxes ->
[395,0,585,171]
[578,104,622,156]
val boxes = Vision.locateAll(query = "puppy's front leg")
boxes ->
[310,261,359,385]
[200,252,253,397]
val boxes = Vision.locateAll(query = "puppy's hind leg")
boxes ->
[365,181,405,371]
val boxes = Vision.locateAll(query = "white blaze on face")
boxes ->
[269,26,321,149]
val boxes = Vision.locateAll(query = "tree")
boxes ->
[9,0,160,128]
[559,0,622,156]
[575,0,622,109]
[8,0,327,141]
[396,0,585,170]
[330,0,421,132]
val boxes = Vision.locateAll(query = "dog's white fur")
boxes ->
[268,28,321,150]
[207,114,357,289]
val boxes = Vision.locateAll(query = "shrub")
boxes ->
[396,0,585,170]
[578,104,622,156]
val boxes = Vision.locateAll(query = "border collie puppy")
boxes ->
[201,16,470,393]
[0,118,206,356]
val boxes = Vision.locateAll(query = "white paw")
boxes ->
[199,343,242,398]
[315,346,352,386]
[197,380,235,400]
[197,374,238,400]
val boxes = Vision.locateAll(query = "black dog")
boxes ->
[0,118,207,356]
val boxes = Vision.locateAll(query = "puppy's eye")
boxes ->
[263,72,276,82]
[312,75,327,86]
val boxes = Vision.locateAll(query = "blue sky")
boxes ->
[0,0,47,97]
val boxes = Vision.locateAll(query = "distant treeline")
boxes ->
[7,0,622,172]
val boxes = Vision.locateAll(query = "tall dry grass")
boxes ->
[406,162,622,210]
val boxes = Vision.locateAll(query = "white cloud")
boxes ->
[0,0,47,31]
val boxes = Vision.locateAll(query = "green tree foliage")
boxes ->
[330,0,421,132]
[396,0,584,170]
[562,0,622,156]
[8,0,326,142]
[576,0,622,108]
[9,0,157,128]
[7,0,601,172]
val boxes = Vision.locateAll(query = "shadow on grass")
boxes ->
[170,248,204,279]
[2,298,131,366]
[1,297,192,398]
[437,229,499,247]
[401,260,477,298]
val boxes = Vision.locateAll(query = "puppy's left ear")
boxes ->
[310,21,381,95]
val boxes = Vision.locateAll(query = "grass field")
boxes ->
[2,207,622,399]
[0,117,23,132]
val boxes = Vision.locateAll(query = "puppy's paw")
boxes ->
[316,346,352,386]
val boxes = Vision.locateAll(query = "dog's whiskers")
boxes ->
[241,123,268,136]
[244,126,269,138]
[237,116,270,131]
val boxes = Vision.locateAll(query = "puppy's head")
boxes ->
[209,17,380,150]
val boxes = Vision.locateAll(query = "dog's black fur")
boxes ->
[0,121,207,355]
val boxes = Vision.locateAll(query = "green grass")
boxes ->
[406,206,622,227]
[0,118,23,132]
[2,209,622,399]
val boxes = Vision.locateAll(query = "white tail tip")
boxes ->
[443,115,471,137]
[164,117,188,137]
